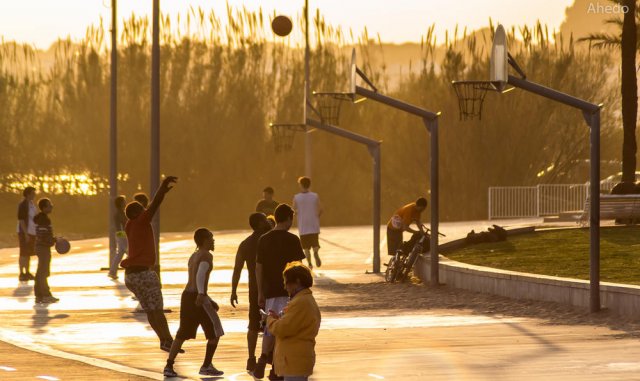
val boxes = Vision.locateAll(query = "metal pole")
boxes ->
[108,0,117,270]
[372,144,381,273]
[426,118,439,286]
[304,0,312,177]
[151,0,161,277]
[508,75,601,312]
[305,118,381,272]
[589,110,601,312]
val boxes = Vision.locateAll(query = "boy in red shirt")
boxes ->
[121,176,181,352]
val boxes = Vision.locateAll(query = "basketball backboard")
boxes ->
[490,24,508,91]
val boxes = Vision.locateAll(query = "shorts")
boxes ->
[300,234,320,250]
[124,269,164,311]
[176,291,225,340]
[264,296,289,337]
[387,228,403,256]
[18,233,36,257]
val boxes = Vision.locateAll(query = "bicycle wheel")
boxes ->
[384,256,398,283]
[398,252,417,282]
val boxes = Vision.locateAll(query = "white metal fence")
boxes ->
[488,182,617,220]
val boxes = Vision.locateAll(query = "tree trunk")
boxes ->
[620,0,638,187]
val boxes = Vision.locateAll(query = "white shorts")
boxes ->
[264,296,289,337]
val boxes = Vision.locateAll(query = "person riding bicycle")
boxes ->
[386,197,428,257]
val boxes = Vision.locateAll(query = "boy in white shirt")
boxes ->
[292,177,323,269]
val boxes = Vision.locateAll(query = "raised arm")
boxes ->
[147,176,177,218]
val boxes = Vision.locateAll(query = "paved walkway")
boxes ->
[1,220,640,380]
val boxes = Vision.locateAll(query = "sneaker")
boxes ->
[314,253,322,267]
[253,355,267,379]
[268,369,284,380]
[26,273,36,280]
[163,365,177,377]
[246,356,257,372]
[199,364,224,376]
[41,296,59,304]
[160,340,185,354]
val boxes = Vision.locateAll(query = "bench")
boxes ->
[579,194,640,225]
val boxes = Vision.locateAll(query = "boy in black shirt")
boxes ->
[256,187,279,216]
[255,204,305,379]
[33,198,58,304]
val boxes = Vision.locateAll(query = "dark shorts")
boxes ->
[124,270,164,311]
[18,233,36,257]
[300,234,320,250]
[387,228,403,255]
[176,291,224,340]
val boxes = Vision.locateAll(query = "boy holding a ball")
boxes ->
[33,198,59,304]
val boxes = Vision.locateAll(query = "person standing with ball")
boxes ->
[33,198,59,304]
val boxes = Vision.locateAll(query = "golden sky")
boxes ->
[0,0,598,48]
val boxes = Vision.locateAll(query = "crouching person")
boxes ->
[164,228,225,377]
[267,262,321,381]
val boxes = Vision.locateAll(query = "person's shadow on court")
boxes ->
[12,283,33,302]
[31,304,69,334]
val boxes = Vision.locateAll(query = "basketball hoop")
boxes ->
[451,80,499,121]
[270,123,307,153]
[312,92,354,125]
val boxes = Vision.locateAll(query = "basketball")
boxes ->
[271,15,293,37]
[55,237,71,254]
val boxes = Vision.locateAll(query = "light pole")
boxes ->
[303,0,312,177]
[151,0,161,277]
[108,0,118,270]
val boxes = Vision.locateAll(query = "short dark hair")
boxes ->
[249,212,267,231]
[125,201,145,219]
[274,203,294,223]
[133,193,149,208]
[263,186,274,194]
[114,195,126,209]
[416,197,428,208]
[23,187,36,197]
[298,176,311,189]
[37,198,51,211]
[283,261,313,288]
[194,228,212,247]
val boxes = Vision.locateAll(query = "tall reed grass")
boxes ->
[0,8,620,232]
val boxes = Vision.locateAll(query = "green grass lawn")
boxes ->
[445,226,640,285]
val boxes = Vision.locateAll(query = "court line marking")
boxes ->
[0,328,164,380]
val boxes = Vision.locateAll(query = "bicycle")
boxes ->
[385,226,445,283]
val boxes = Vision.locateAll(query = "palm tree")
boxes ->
[579,0,638,193]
